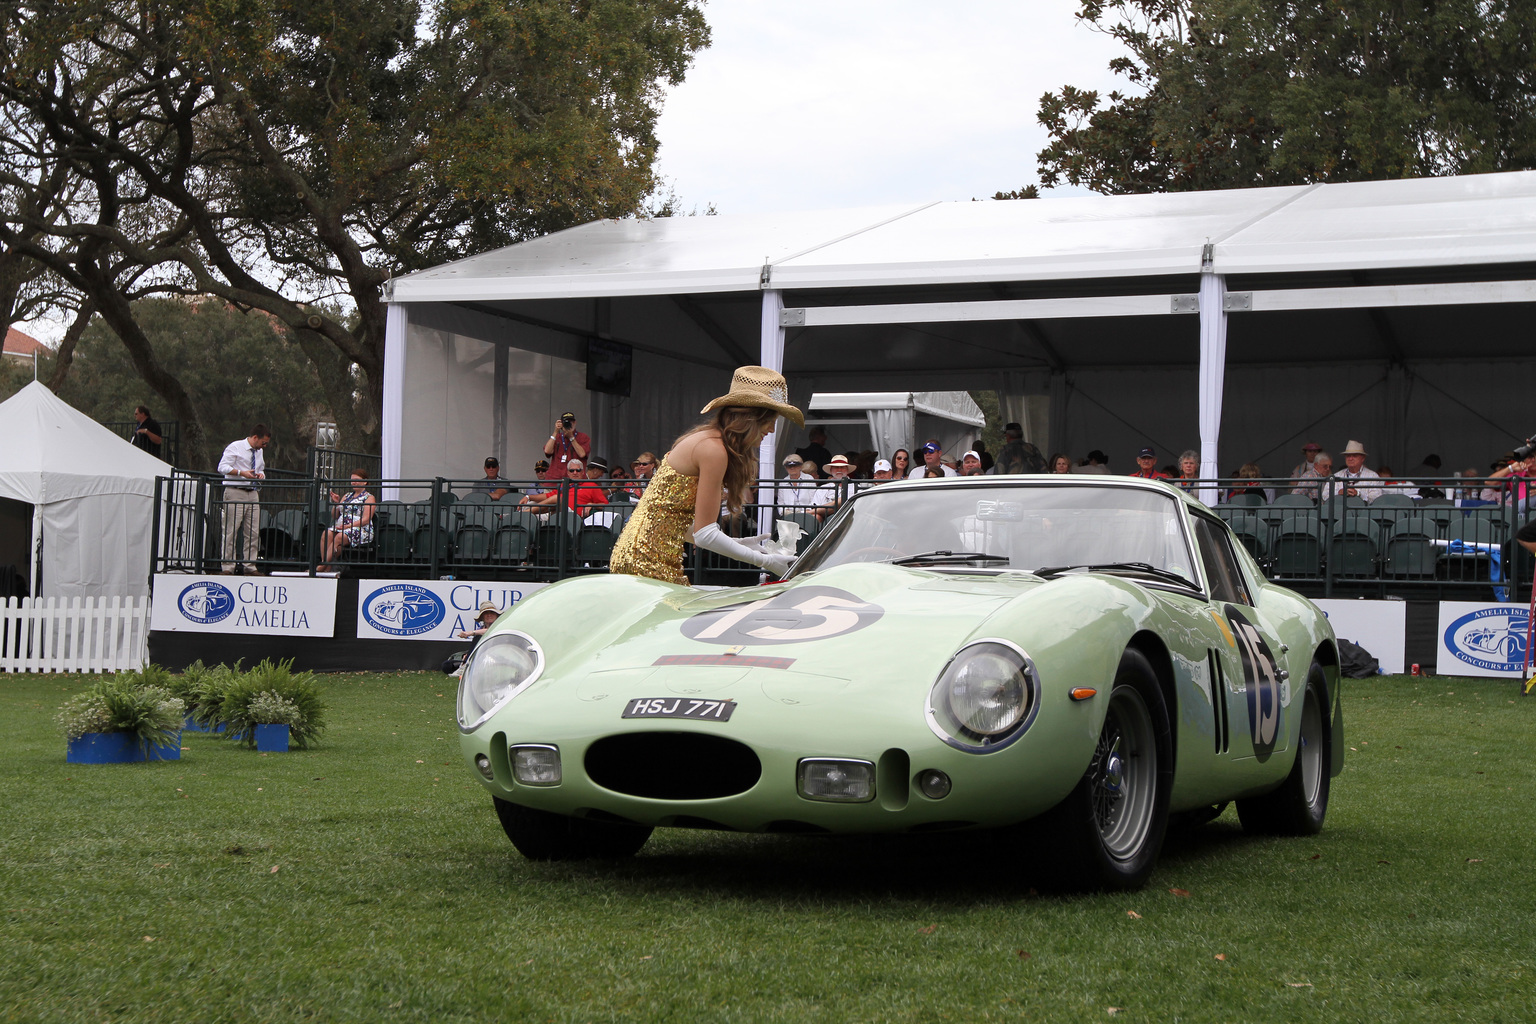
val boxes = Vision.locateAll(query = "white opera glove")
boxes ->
[692,522,794,577]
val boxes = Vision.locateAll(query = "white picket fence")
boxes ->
[0,596,150,674]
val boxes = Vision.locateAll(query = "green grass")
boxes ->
[2,672,1532,1023]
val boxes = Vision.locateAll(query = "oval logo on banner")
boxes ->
[1225,605,1282,763]
[362,584,446,636]
[681,586,884,646]
[1443,607,1530,673]
[178,581,235,624]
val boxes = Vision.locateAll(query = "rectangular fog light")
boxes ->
[797,758,875,803]
[511,744,562,786]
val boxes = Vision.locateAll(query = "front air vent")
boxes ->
[585,732,762,800]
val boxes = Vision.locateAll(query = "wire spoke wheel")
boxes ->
[1093,686,1158,861]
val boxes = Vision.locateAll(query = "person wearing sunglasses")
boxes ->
[627,451,657,493]
[907,440,957,479]
[518,459,608,517]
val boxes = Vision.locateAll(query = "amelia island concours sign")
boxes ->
[150,575,338,637]
[356,580,547,641]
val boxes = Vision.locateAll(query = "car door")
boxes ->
[1189,512,1290,770]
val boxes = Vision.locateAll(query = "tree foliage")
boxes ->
[0,0,709,466]
[55,299,338,473]
[1036,0,1536,194]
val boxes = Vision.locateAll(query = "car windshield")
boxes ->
[792,483,1197,581]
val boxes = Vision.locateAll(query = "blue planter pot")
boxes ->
[255,723,290,753]
[67,731,182,764]
[183,717,226,734]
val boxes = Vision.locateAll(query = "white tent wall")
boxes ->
[41,493,153,599]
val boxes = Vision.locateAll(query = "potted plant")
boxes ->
[174,660,237,733]
[59,675,185,764]
[249,691,302,752]
[213,659,327,752]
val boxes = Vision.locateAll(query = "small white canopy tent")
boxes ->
[0,381,166,599]
[806,391,985,462]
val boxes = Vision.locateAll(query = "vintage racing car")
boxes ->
[457,476,1343,889]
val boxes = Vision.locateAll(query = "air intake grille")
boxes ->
[585,732,762,800]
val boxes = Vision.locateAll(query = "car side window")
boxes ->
[1191,514,1252,606]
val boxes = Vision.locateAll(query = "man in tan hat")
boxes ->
[816,454,856,520]
[1332,440,1382,502]
[443,601,501,674]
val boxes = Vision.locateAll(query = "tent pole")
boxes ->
[759,289,785,534]
[381,302,408,501]
[1197,264,1227,507]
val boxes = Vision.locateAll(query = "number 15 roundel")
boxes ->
[681,586,885,646]
[1225,605,1283,762]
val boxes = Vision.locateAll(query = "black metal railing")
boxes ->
[107,419,180,467]
[147,471,1534,601]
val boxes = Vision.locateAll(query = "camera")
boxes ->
[560,414,575,428]
[1514,434,1536,460]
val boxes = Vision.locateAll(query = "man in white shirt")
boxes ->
[218,424,272,574]
[1332,440,1383,503]
[907,440,958,479]
[773,454,823,511]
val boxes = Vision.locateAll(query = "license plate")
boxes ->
[622,697,736,721]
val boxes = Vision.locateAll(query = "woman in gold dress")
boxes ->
[609,366,802,585]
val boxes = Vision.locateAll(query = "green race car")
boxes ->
[457,476,1342,890]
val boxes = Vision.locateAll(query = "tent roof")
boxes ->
[807,391,985,427]
[0,381,167,503]
[390,171,1536,303]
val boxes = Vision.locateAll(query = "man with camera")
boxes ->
[542,411,590,480]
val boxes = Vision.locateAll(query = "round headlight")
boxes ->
[457,631,543,730]
[946,650,1027,735]
[926,641,1037,752]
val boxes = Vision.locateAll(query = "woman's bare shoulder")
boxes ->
[666,429,723,475]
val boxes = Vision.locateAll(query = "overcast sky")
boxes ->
[651,0,1126,214]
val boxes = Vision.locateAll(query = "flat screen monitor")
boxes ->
[586,337,633,397]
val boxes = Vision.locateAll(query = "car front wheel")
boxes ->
[493,797,653,861]
[1017,647,1173,891]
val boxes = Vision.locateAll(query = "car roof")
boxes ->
[865,473,1204,510]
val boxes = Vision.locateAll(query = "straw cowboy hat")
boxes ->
[700,366,804,427]
[476,601,499,617]
[1342,440,1368,456]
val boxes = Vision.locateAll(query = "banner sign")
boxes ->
[151,575,337,636]
[356,580,548,641]
[1437,601,1532,678]
[1313,599,1407,675]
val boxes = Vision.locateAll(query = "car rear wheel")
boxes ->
[1237,662,1331,836]
[492,797,653,861]
[1021,647,1173,891]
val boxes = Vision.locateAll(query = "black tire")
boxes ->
[1023,648,1173,891]
[1237,662,1331,836]
[492,797,653,861]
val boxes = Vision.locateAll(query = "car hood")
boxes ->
[518,564,1061,697]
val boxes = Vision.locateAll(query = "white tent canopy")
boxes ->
[384,171,1536,488]
[0,381,167,599]
[806,391,985,463]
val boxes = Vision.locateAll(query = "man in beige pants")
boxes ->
[218,425,271,574]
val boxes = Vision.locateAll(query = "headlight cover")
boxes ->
[457,631,544,731]
[925,640,1039,752]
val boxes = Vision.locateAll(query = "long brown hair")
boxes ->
[676,406,777,516]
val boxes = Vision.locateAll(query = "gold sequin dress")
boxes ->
[610,461,699,585]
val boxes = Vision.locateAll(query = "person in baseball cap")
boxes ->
[1290,441,1324,482]
[1131,446,1170,480]
[872,458,894,482]
[960,450,984,476]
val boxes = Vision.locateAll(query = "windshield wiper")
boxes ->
[889,550,1012,567]
[1033,561,1198,590]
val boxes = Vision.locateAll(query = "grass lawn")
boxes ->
[2,671,1532,1023]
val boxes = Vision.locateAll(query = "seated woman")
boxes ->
[319,470,376,572]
